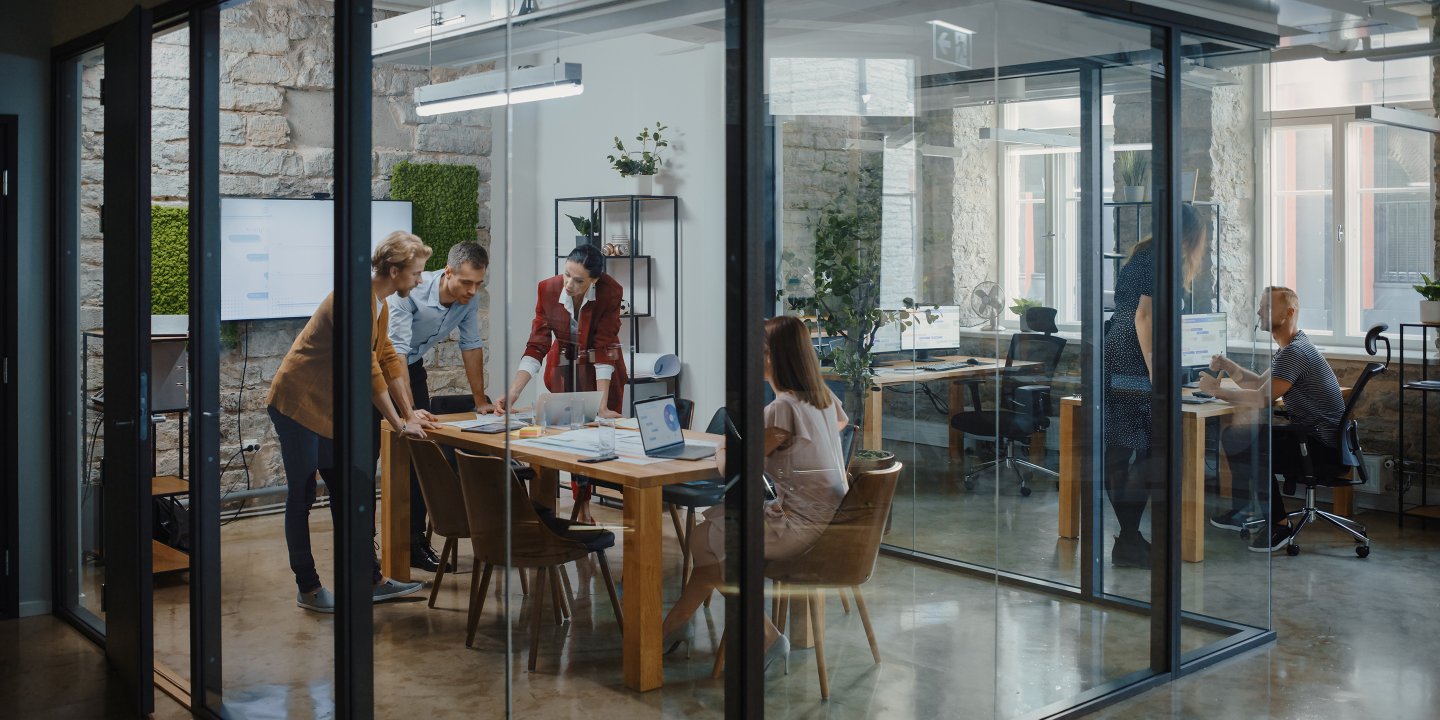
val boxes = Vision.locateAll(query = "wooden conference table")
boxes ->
[1056,385,1352,563]
[380,417,722,693]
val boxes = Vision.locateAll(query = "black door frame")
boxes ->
[0,114,18,621]
[100,6,155,717]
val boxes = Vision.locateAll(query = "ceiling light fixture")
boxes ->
[1355,105,1440,134]
[415,62,583,116]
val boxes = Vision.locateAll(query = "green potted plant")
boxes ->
[781,159,937,429]
[1009,297,1041,332]
[850,448,896,475]
[608,122,669,178]
[565,209,600,249]
[1415,273,1440,324]
[1114,150,1149,202]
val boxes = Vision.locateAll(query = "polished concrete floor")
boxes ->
[26,440,1440,719]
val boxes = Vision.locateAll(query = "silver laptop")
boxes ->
[635,395,715,461]
[535,391,603,427]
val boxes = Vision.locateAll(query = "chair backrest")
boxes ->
[764,463,902,587]
[1003,332,1067,403]
[676,398,696,430]
[408,440,470,539]
[704,406,729,435]
[1334,360,1384,473]
[454,450,589,568]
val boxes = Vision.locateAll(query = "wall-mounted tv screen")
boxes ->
[221,198,414,321]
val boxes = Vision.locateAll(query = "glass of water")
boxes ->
[596,417,617,455]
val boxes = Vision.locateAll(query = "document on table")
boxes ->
[511,429,669,465]
[443,412,534,430]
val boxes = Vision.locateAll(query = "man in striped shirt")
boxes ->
[1197,286,1348,553]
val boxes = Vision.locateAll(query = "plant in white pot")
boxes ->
[1415,273,1440,324]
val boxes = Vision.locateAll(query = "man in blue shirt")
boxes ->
[387,241,491,570]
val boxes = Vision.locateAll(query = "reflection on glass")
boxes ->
[1271,124,1335,332]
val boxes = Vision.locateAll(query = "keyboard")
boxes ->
[919,361,981,372]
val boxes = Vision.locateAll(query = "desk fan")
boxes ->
[971,281,1005,331]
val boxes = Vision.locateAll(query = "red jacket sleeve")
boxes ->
[523,278,555,363]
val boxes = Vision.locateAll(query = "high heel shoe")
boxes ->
[663,621,695,658]
[763,633,790,675]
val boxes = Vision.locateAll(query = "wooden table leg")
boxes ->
[1333,486,1355,517]
[622,485,663,692]
[380,428,411,582]
[862,386,884,451]
[1217,417,1232,499]
[1058,402,1079,539]
[949,380,964,461]
[1182,413,1205,563]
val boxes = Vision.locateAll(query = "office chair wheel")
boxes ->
[1020,486,1032,497]
[1356,545,1370,558]
[1286,544,1301,556]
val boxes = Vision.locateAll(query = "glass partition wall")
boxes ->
[52,0,1277,717]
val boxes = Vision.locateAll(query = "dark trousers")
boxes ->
[1222,424,1341,522]
[401,361,480,538]
[1104,444,1152,537]
[269,405,382,593]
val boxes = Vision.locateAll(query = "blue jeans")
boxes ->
[268,406,382,593]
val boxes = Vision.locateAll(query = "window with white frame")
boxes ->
[1269,115,1434,340]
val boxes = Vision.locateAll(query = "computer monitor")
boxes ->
[901,305,963,352]
[1181,312,1227,367]
[870,321,902,354]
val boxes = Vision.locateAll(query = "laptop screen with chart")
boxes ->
[1180,313,1227,367]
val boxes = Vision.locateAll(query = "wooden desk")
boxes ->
[828,357,1037,452]
[1058,394,1234,562]
[1057,387,1352,563]
[380,418,721,693]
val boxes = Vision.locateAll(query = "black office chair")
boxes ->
[950,307,1067,495]
[1257,324,1386,558]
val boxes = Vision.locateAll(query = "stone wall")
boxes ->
[80,0,495,497]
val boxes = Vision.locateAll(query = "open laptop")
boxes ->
[634,395,716,461]
[535,391,603,427]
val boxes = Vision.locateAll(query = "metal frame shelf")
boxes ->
[554,195,680,411]
[1398,322,1440,523]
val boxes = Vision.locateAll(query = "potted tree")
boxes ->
[1415,273,1440,324]
[782,160,937,427]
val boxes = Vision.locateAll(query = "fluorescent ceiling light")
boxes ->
[1112,143,1152,152]
[1355,105,1440,134]
[415,62,582,116]
[928,19,976,35]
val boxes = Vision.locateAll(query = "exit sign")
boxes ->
[930,20,975,69]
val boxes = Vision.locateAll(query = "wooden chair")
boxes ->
[408,439,471,608]
[712,463,902,699]
[454,450,623,672]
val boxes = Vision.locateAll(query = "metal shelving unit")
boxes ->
[1398,322,1440,524]
[554,194,680,411]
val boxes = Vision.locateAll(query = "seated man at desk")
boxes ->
[1198,286,1346,553]
[387,241,491,572]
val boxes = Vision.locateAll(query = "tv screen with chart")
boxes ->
[1181,313,1227,367]
[901,305,963,351]
[220,198,413,321]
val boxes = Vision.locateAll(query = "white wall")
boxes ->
[487,34,727,423]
